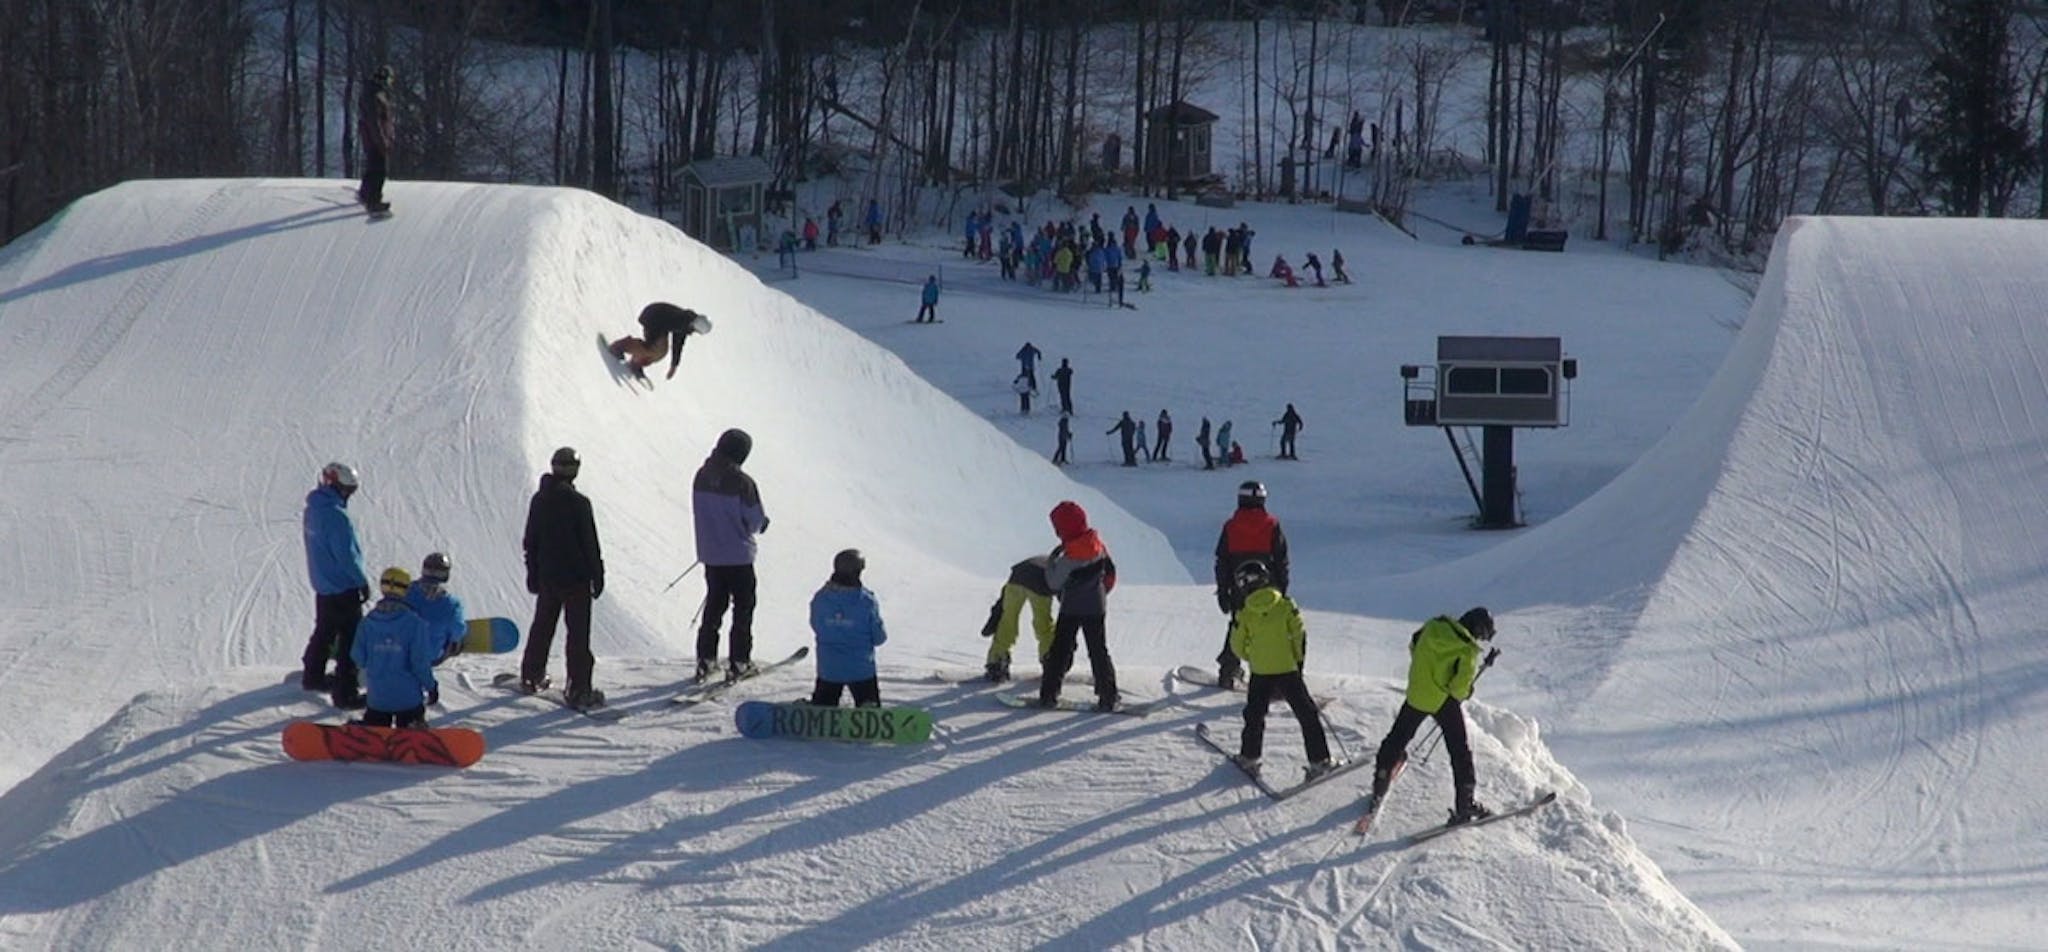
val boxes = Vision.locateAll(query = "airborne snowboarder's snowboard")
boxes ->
[281,720,484,767]
[734,700,933,744]
[462,616,520,654]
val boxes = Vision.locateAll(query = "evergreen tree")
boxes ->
[1916,0,2034,216]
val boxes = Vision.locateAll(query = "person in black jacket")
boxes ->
[1274,403,1305,459]
[609,302,708,382]
[1107,411,1139,466]
[357,65,395,213]
[520,447,606,708]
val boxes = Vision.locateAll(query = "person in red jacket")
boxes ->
[1212,480,1289,690]
[1042,501,1122,710]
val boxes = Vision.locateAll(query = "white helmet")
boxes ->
[321,462,359,489]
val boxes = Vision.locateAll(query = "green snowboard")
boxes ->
[733,700,933,744]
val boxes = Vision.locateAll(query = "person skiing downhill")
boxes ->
[610,301,708,382]
[1213,480,1290,689]
[1042,501,1121,710]
[978,554,1057,682]
[303,462,370,708]
[1227,559,1333,778]
[693,428,770,682]
[404,551,466,664]
[1368,608,1500,825]
[351,567,439,728]
[808,549,887,708]
[521,447,606,708]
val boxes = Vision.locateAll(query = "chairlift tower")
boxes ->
[1401,336,1577,529]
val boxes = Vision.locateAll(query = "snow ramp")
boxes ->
[0,178,1183,792]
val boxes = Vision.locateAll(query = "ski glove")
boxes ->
[590,576,604,599]
[352,586,370,605]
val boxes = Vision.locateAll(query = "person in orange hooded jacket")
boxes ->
[1041,500,1122,710]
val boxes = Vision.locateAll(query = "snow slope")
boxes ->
[0,179,1733,949]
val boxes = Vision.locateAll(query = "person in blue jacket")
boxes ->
[350,567,439,728]
[302,461,370,708]
[807,549,887,707]
[916,275,941,323]
[405,551,466,664]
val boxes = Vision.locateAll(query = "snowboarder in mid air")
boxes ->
[610,301,709,383]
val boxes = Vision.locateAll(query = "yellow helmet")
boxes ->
[379,566,412,595]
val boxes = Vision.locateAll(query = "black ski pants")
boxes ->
[523,582,594,692]
[362,705,427,729]
[697,563,758,665]
[1041,612,1117,704]
[1241,671,1330,763]
[304,592,363,690]
[810,677,881,708]
[1374,698,1475,800]
[360,147,389,206]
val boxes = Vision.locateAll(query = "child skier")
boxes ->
[1226,560,1334,779]
[1042,501,1122,710]
[350,567,440,728]
[1367,608,1500,824]
[808,549,887,707]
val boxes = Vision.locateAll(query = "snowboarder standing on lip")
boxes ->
[693,428,769,683]
[1041,501,1121,710]
[1213,480,1289,689]
[1369,608,1500,825]
[351,566,439,728]
[302,462,370,707]
[356,65,396,214]
[521,446,606,708]
[808,549,887,708]
[610,301,707,382]
[1226,559,1333,779]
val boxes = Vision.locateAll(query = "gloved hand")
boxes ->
[591,576,604,599]
[427,686,440,707]
[1215,589,1232,614]
[1482,647,1501,669]
[352,585,370,605]
[759,516,771,534]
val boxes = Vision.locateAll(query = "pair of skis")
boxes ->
[489,672,625,722]
[668,646,811,707]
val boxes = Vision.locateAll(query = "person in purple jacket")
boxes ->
[693,428,770,683]
[807,549,888,707]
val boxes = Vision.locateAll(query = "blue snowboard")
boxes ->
[462,617,520,654]
[733,700,933,744]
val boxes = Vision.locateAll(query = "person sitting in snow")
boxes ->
[610,301,708,382]
[351,567,439,728]
[1269,255,1298,287]
[807,549,888,708]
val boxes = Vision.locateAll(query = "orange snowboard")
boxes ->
[281,721,485,768]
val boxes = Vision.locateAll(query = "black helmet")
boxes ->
[421,551,452,581]
[832,548,866,578]
[1459,607,1496,640]
[716,428,753,465]
[1237,480,1267,507]
[550,446,580,478]
[1233,559,1271,594]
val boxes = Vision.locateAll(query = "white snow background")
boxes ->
[0,175,2042,950]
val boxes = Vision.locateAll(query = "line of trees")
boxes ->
[6,1,2048,256]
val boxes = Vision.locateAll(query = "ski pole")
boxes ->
[671,556,712,585]
[690,594,708,628]
[1411,648,1497,767]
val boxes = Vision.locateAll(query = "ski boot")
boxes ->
[726,659,759,684]
[1217,661,1242,692]
[564,685,607,710]
[694,658,716,683]
[1369,756,1405,802]
[984,655,1011,684]
[1094,694,1120,713]
[520,675,551,695]
[300,666,330,691]
[1230,753,1262,775]
[1449,787,1493,825]
[1303,759,1340,782]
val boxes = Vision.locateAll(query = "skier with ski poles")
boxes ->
[1224,559,1334,781]
[1365,608,1499,826]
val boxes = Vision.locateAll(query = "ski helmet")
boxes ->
[421,552,452,581]
[379,566,412,596]
[1458,607,1496,641]
[550,446,580,478]
[321,461,359,490]
[832,548,866,578]
[1233,559,1271,594]
[1237,480,1267,507]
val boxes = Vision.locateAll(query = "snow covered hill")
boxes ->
[0,179,1736,949]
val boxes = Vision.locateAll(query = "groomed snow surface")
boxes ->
[0,179,2038,950]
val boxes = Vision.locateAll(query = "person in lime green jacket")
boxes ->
[1226,560,1333,779]
[1368,607,1499,824]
